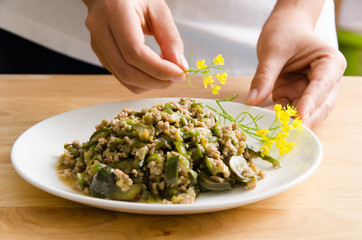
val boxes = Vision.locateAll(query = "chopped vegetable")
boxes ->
[57,98,276,204]
[166,155,179,184]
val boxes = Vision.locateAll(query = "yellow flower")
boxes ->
[278,147,285,156]
[212,54,224,65]
[264,138,274,149]
[256,129,270,140]
[274,104,282,118]
[275,132,288,147]
[212,85,221,95]
[259,134,275,157]
[278,110,291,126]
[259,145,270,157]
[286,142,295,152]
[196,59,207,69]
[286,105,297,117]
[281,124,292,134]
[276,138,286,150]
[278,141,296,156]
[203,75,214,89]
[292,117,303,130]
[216,72,228,84]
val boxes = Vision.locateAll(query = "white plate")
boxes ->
[11,98,323,215]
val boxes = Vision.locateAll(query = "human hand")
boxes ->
[83,0,188,93]
[245,3,346,128]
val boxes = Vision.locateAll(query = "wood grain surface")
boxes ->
[1,75,361,240]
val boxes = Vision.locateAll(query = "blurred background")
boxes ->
[0,0,361,76]
[335,0,362,76]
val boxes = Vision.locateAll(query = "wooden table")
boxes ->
[1,75,361,239]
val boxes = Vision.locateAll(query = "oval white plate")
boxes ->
[11,98,323,215]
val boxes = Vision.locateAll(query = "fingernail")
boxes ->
[178,53,189,71]
[245,88,258,105]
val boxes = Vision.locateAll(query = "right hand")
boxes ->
[83,0,188,93]
[245,1,346,128]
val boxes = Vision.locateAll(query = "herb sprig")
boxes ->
[184,53,303,158]
[207,96,303,158]
[185,52,228,95]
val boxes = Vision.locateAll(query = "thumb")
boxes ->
[245,55,285,105]
[148,0,188,71]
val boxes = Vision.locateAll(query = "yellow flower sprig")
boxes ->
[185,52,303,164]
[256,105,303,158]
[185,52,228,95]
[207,98,303,162]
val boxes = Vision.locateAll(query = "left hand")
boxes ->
[245,5,346,128]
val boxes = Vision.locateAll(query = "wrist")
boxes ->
[271,0,325,30]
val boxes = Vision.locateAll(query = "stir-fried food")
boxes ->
[57,98,268,204]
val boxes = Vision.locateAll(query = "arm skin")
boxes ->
[82,0,188,93]
[245,0,346,128]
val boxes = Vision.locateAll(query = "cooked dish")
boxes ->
[57,98,267,204]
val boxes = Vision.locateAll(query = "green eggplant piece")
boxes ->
[198,171,232,191]
[89,166,116,198]
[166,155,179,184]
[88,127,112,147]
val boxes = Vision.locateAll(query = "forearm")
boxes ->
[272,0,326,29]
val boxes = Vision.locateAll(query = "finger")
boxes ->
[148,0,188,71]
[120,82,149,94]
[88,19,174,90]
[272,73,309,107]
[90,38,112,73]
[296,52,345,120]
[109,1,186,82]
[245,53,286,106]
[275,97,292,107]
[91,39,147,93]
[301,80,342,128]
